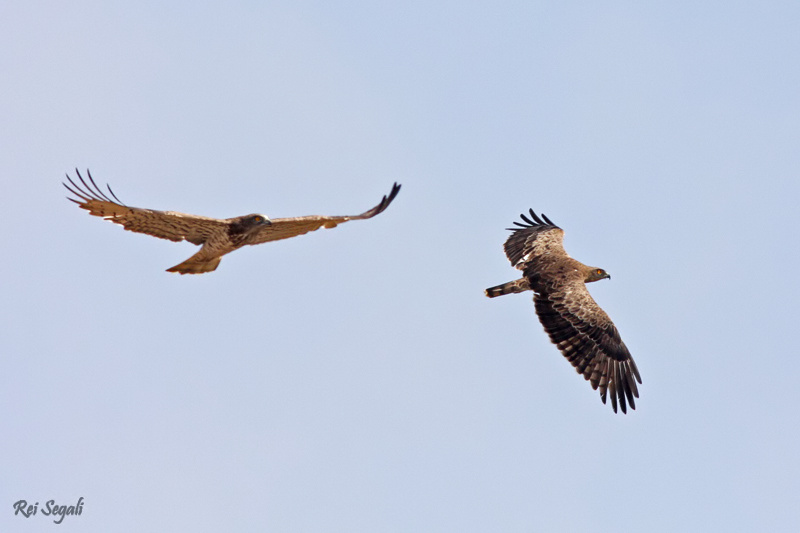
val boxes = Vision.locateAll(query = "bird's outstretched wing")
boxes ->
[503,209,567,270]
[244,182,401,245]
[64,169,227,245]
[534,279,641,413]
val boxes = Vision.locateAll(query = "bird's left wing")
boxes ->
[245,182,401,245]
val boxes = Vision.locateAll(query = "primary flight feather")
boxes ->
[64,169,401,274]
[485,209,641,413]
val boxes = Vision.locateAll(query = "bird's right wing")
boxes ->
[64,169,227,245]
[503,209,567,269]
[245,182,401,245]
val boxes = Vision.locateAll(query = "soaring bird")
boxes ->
[64,169,401,274]
[485,209,641,413]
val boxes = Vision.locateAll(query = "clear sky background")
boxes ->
[2,1,800,531]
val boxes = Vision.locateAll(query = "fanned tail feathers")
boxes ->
[484,278,531,298]
[166,256,222,274]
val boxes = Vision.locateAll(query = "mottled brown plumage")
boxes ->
[64,169,401,274]
[485,209,641,413]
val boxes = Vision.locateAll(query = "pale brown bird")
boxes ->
[64,169,400,274]
[485,209,641,413]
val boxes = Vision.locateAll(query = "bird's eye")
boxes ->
[596,269,603,275]
[254,216,262,223]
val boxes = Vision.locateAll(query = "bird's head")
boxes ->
[245,214,271,226]
[230,214,272,236]
[244,214,272,234]
[585,267,610,283]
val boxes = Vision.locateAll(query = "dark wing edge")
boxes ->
[507,208,558,232]
[63,168,125,207]
[534,293,642,414]
[348,182,401,220]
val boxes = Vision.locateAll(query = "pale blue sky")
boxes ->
[2,1,800,531]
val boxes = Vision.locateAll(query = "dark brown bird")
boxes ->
[64,169,401,274]
[485,209,641,413]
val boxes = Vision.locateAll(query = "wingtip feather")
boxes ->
[63,169,125,207]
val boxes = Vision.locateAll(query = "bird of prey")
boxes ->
[64,169,401,274]
[485,209,641,413]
